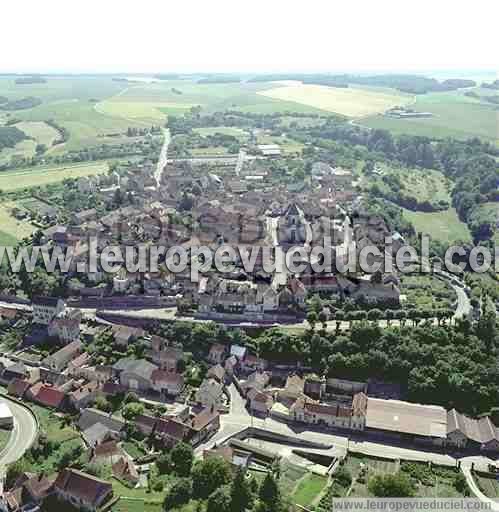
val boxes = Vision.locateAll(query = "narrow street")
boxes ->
[154,128,170,188]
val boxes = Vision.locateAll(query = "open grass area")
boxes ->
[112,479,166,502]
[30,404,80,443]
[122,440,147,460]
[259,83,412,118]
[0,201,36,244]
[112,501,163,512]
[279,460,309,497]
[17,121,60,146]
[0,160,108,191]
[292,473,328,506]
[361,89,499,144]
[403,207,471,243]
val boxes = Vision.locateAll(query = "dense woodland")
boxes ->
[0,96,42,110]
[0,125,28,151]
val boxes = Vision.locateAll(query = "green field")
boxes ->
[361,89,499,144]
[292,473,329,506]
[0,77,332,161]
[366,165,452,207]
[112,501,163,512]
[403,207,472,243]
[0,161,108,191]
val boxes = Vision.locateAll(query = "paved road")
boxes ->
[0,396,38,473]
[154,128,170,188]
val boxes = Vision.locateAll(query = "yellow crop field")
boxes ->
[258,83,413,117]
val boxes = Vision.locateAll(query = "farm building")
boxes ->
[257,144,281,157]
[0,402,14,429]
[364,397,448,446]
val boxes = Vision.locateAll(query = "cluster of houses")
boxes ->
[3,467,115,512]
[34,147,394,320]
[214,347,499,454]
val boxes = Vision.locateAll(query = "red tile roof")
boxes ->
[54,468,113,507]
[32,385,66,409]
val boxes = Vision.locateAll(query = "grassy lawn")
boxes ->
[122,440,147,460]
[112,501,164,512]
[475,474,499,498]
[403,207,471,243]
[0,201,36,243]
[0,161,108,191]
[292,473,328,506]
[30,404,80,443]
[279,460,309,497]
[112,478,166,502]
[258,83,412,118]
[361,90,499,144]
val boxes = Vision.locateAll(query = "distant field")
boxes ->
[17,121,60,146]
[0,121,60,165]
[361,89,499,143]
[99,80,331,117]
[97,99,196,123]
[403,207,471,243]
[0,161,108,191]
[193,126,249,139]
[258,83,412,117]
[0,77,332,160]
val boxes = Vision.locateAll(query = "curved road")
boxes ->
[0,397,38,473]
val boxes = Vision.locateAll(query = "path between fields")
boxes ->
[93,84,155,126]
